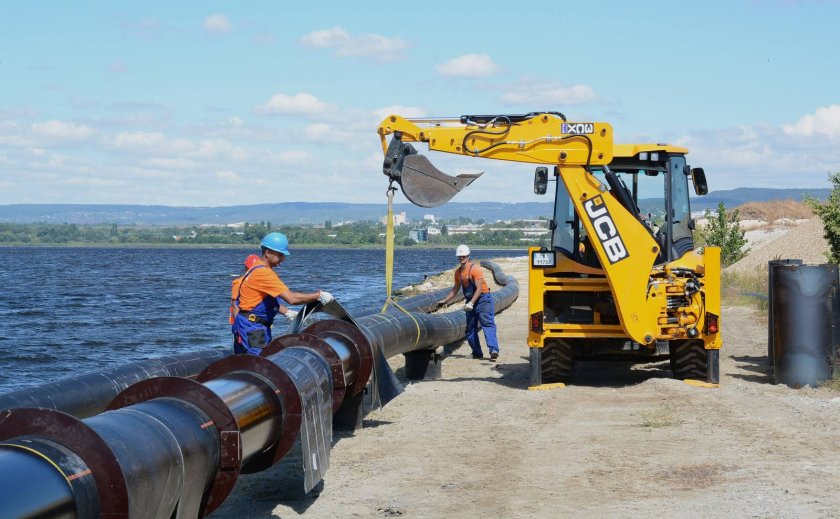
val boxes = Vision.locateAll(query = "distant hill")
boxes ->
[0,188,829,225]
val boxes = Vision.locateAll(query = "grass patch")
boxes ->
[638,403,681,428]
[721,267,768,312]
[821,371,840,392]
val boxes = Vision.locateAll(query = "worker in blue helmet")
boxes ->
[232,232,334,355]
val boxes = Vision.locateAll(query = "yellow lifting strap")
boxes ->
[380,184,421,347]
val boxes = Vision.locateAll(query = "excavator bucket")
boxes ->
[383,137,482,208]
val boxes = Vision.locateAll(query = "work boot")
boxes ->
[490,351,499,361]
[471,353,484,359]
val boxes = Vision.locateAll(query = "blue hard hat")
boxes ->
[260,232,291,256]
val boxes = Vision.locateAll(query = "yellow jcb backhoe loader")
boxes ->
[377,112,721,386]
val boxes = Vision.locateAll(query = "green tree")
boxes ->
[805,171,840,263]
[703,202,748,267]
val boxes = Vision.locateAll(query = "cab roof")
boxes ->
[613,143,688,158]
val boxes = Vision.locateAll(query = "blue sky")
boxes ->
[1,1,839,206]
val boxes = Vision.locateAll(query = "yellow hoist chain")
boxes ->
[381,183,421,347]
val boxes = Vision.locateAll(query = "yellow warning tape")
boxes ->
[380,184,421,347]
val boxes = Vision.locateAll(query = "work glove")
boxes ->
[464,302,474,312]
[282,308,298,320]
[318,290,334,305]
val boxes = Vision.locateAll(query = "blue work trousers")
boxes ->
[465,293,498,357]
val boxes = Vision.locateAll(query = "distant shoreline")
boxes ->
[0,243,529,251]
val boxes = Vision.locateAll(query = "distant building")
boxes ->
[446,224,483,235]
[423,214,436,223]
[379,211,407,225]
[427,227,441,236]
[409,228,428,242]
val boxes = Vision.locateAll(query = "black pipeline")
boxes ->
[0,260,518,518]
[0,349,228,418]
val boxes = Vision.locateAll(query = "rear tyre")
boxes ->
[541,339,574,384]
[670,340,719,383]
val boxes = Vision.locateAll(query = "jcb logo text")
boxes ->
[584,196,629,264]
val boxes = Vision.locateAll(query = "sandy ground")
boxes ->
[216,257,840,519]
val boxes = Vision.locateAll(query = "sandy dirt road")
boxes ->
[216,257,840,519]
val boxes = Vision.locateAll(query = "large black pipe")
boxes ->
[0,349,228,417]
[361,260,518,358]
[0,260,519,518]
[0,346,334,518]
[771,263,839,387]
[767,259,802,367]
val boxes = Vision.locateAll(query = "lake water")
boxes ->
[0,247,526,393]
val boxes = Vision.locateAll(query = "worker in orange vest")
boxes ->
[437,245,499,360]
[229,254,296,324]
[232,233,333,355]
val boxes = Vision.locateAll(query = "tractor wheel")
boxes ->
[541,339,574,384]
[669,340,719,383]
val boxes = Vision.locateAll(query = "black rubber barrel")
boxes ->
[767,259,802,367]
[771,263,839,387]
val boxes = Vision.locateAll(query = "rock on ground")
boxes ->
[215,257,840,519]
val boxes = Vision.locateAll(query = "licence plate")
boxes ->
[532,251,555,268]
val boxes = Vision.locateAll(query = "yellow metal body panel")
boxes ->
[613,143,688,158]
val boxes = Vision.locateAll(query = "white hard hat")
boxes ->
[455,244,470,257]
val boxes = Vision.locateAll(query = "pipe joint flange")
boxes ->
[106,376,240,517]
[264,333,347,390]
[0,407,129,517]
[304,319,373,397]
[196,354,303,474]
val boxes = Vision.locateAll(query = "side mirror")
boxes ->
[690,167,708,196]
[534,166,549,195]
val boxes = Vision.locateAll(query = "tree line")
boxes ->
[0,220,545,248]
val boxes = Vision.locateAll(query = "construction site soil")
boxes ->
[217,225,840,518]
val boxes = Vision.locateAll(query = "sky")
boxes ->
[1,0,839,207]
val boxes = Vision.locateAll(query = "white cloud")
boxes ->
[500,82,598,106]
[783,105,840,140]
[299,26,408,61]
[272,150,311,164]
[112,131,169,150]
[145,157,199,170]
[31,120,95,141]
[436,54,499,78]
[217,170,244,182]
[303,123,362,143]
[664,121,833,191]
[256,92,328,115]
[203,14,231,35]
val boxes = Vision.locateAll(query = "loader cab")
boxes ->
[549,145,703,267]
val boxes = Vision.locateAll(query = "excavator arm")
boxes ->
[377,113,613,207]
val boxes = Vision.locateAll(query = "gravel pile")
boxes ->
[726,218,830,272]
